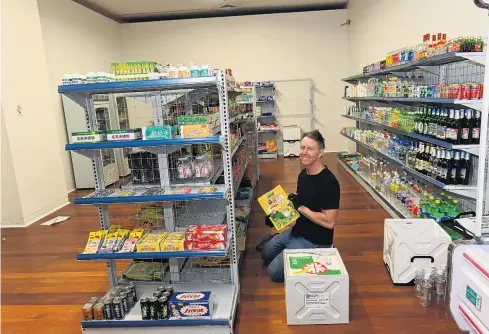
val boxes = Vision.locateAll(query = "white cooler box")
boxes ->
[284,248,349,325]
[383,218,451,285]
[284,140,300,157]
[282,125,303,141]
[449,245,489,334]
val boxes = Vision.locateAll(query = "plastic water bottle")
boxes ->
[420,272,433,307]
[434,268,447,302]
[414,268,424,297]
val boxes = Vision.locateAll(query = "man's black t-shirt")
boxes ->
[291,166,340,245]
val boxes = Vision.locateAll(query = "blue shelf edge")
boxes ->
[58,77,217,93]
[66,137,221,151]
[81,318,229,329]
[77,249,227,260]
[74,192,225,205]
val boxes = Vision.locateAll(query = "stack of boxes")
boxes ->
[282,126,303,158]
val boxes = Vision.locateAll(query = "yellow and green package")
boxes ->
[257,185,300,232]
[83,231,105,254]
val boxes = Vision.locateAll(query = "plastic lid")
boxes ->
[436,200,441,204]
[430,196,435,200]
[453,199,459,204]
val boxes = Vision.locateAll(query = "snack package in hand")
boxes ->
[257,185,300,232]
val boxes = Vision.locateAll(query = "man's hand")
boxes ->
[288,193,301,210]
[264,214,274,228]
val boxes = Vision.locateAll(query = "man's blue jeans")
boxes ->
[260,228,333,282]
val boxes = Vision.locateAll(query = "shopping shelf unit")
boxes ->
[341,50,489,238]
[59,71,258,334]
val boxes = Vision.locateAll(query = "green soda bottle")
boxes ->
[430,200,444,223]
[419,191,430,218]
[449,199,462,218]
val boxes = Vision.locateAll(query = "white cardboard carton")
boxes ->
[282,125,303,141]
[284,248,349,325]
[383,218,451,284]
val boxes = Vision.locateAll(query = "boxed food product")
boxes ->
[72,131,106,143]
[83,231,106,254]
[184,240,227,251]
[185,225,227,242]
[106,129,142,141]
[258,185,300,232]
[197,186,217,193]
[169,291,213,319]
[160,232,185,251]
[136,231,168,252]
[119,228,147,253]
[142,125,173,140]
[180,124,212,138]
[170,187,192,194]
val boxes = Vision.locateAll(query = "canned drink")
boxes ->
[88,297,99,305]
[153,291,162,298]
[149,297,159,320]
[140,297,150,320]
[454,84,462,100]
[113,297,124,320]
[479,83,484,98]
[93,303,105,321]
[120,292,129,314]
[157,296,169,320]
[470,83,480,100]
[161,291,171,300]
[82,303,94,321]
[156,286,165,293]
[103,298,115,320]
[427,85,436,98]
[461,84,471,100]
[128,282,137,302]
[164,285,174,296]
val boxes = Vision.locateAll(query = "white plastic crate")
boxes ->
[284,248,349,325]
[284,140,300,157]
[449,245,489,334]
[383,218,451,284]
[282,125,303,141]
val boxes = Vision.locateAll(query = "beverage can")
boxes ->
[82,303,94,321]
[140,297,150,320]
[461,84,471,100]
[453,84,462,100]
[479,83,484,99]
[93,303,105,321]
[470,84,479,100]
[427,85,436,98]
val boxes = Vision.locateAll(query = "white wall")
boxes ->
[38,0,122,192]
[120,10,350,152]
[347,0,489,74]
[1,0,68,226]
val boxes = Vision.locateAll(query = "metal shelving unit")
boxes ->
[59,71,258,334]
[341,50,489,240]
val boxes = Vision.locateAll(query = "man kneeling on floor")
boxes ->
[256,130,340,282]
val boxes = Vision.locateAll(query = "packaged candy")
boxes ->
[184,240,226,251]
[169,291,213,319]
[184,225,227,242]
[83,231,106,254]
[160,233,185,251]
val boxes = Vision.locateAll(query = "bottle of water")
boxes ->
[414,268,424,297]
[434,268,447,302]
[419,272,433,307]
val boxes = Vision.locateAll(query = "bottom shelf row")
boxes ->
[82,283,237,329]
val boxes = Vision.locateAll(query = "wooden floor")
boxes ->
[1,153,461,333]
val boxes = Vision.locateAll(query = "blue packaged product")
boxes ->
[169,291,213,319]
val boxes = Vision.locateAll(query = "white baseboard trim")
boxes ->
[1,197,70,228]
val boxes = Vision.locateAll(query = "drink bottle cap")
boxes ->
[430,196,435,200]
[436,200,441,204]
[453,200,459,204]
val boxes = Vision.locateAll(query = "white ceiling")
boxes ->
[74,0,348,22]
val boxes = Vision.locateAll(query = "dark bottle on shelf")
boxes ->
[449,151,461,185]
[428,108,437,138]
[434,108,441,139]
[459,152,472,185]
[422,107,430,136]
[423,144,431,175]
[460,109,472,145]
[433,148,442,180]
[446,109,455,144]
[472,110,481,145]
[438,149,450,184]
[453,109,462,145]
[439,109,448,141]
[416,142,425,173]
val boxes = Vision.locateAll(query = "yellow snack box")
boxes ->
[257,185,300,233]
[180,124,212,138]
[160,232,185,251]
[136,232,168,252]
[83,231,105,254]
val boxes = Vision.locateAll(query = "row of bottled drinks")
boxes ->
[341,128,473,186]
[345,76,483,100]
[345,105,481,145]
[340,152,464,221]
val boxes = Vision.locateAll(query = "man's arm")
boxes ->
[297,206,338,230]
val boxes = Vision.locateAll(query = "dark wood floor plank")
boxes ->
[0,153,460,333]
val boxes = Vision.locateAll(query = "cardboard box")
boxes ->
[180,124,212,138]
[142,125,173,140]
[136,231,168,252]
[72,131,106,143]
[185,225,227,242]
[285,248,349,325]
[184,240,227,251]
[169,291,213,319]
[160,232,185,251]
[106,129,142,141]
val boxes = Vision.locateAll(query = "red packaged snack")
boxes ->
[461,84,471,100]
[480,83,484,99]
[185,225,227,242]
[185,240,227,251]
[470,84,480,100]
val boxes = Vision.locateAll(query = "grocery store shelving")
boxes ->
[342,51,486,83]
[342,96,483,111]
[337,154,404,219]
[340,132,477,199]
[342,114,480,156]
[81,283,237,330]
[60,69,256,333]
